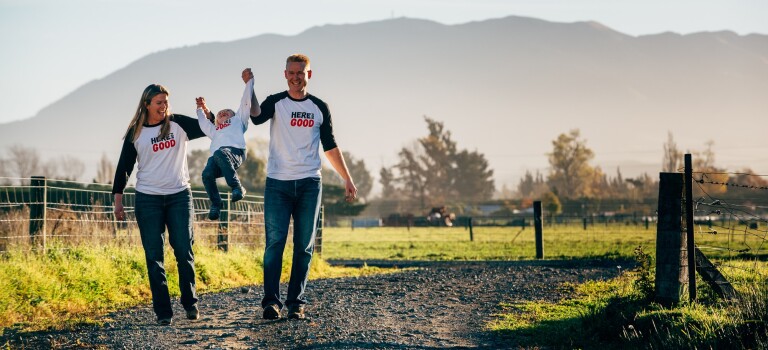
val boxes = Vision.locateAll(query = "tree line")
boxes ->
[2,121,765,219]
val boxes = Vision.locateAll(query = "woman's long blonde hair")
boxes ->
[124,84,171,142]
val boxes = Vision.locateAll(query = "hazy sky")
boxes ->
[0,0,766,125]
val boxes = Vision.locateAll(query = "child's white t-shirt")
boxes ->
[196,78,252,154]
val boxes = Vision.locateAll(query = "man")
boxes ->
[251,54,357,320]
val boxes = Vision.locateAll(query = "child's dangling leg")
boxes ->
[214,147,246,203]
[201,156,223,220]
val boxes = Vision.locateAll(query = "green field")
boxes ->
[321,224,766,262]
[322,225,656,261]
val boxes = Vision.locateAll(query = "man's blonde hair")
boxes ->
[286,54,310,69]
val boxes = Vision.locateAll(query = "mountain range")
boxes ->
[1,16,766,193]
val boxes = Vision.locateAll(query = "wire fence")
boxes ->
[692,171,768,285]
[0,176,276,254]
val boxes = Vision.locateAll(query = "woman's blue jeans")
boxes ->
[135,189,198,319]
[261,177,321,309]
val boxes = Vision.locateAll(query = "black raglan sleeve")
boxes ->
[309,95,338,152]
[250,93,281,125]
[112,134,137,194]
[172,114,207,140]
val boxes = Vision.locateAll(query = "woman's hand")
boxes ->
[114,194,126,221]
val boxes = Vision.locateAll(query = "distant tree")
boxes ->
[379,167,398,199]
[689,140,728,196]
[322,183,368,220]
[626,173,659,199]
[246,137,269,162]
[662,131,682,172]
[589,167,611,199]
[0,157,8,184]
[418,117,458,204]
[238,149,266,192]
[497,184,515,200]
[94,153,115,184]
[518,171,536,198]
[6,145,41,180]
[452,149,494,202]
[692,140,716,170]
[546,129,596,199]
[40,158,59,179]
[730,168,768,188]
[518,170,549,199]
[609,168,629,198]
[0,157,11,185]
[322,151,373,200]
[388,117,495,210]
[395,142,429,209]
[725,168,768,202]
[56,155,85,181]
[541,191,562,223]
[584,166,607,199]
[347,152,372,200]
[187,149,209,186]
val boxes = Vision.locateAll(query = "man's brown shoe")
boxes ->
[287,305,305,320]
[263,303,281,320]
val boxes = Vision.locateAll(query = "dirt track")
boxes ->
[2,260,624,349]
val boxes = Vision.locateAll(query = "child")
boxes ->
[195,68,256,220]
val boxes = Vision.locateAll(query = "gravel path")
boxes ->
[2,260,624,349]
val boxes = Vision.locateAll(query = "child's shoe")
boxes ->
[208,204,221,220]
[232,187,246,203]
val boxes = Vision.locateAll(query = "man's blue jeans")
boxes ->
[135,189,198,319]
[262,177,321,309]
[202,147,245,206]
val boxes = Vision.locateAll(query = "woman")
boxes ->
[112,84,206,325]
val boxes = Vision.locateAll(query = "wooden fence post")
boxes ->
[218,193,229,252]
[534,201,543,259]
[29,176,47,253]
[654,172,687,306]
[468,217,474,242]
[315,205,324,257]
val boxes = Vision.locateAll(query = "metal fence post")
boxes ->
[29,176,47,253]
[534,201,543,259]
[218,193,229,252]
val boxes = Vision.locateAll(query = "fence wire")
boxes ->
[692,171,768,286]
[0,177,275,253]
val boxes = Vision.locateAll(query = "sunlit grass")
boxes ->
[0,243,390,331]
[323,225,656,260]
[488,258,768,349]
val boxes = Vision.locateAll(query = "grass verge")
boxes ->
[0,243,390,332]
[488,247,768,349]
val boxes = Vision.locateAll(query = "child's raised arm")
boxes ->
[195,96,215,137]
[236,68,259,129]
